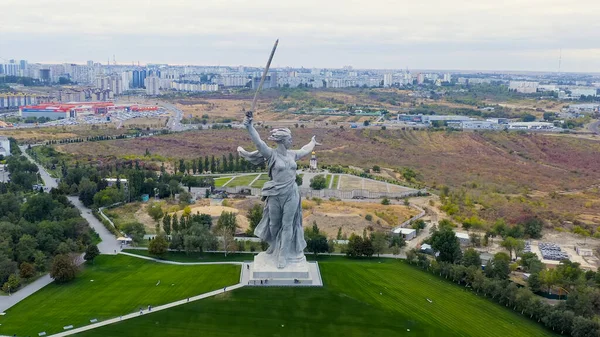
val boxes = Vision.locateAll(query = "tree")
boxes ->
[19,262,35,280]
[162,214,172,235]
[523,217,543,239]
[171,215,180,233]
[501,236,524,260]
[381,197,390,205]
[372,165,381,173]
[571,316,600,337]
[84,245,100,264]
[78,178,97,207]
[527,273,542,292]
[430,228,462,263]
[486,252,511,279]
[147,202,164,224]
[462,248,482,268]
[121,222,146,243]
[521,113,536,122]
[295,174,303,186]
[247,203,263,235]
[149,235,169,257]
[520,252,544,273]
[305,223,329,257]
[310,175,327,190]
[2,273,20,293]
[337,227,343,240]
[50,254,78,284]
[217,211,238,256]
[16,234,38,263]
[346,234,364,258]
[178,159,186,173]
[371,232,388,257]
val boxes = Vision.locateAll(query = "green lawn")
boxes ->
[324,174,332,188]
[74,259,556,337]
[332,174,340,189]
[226,174,259,187]
[123,249,257,262]
[251,174,270,188]
[214,177,234,187]
[0,255,240,337]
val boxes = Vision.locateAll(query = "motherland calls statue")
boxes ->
[238,113,320,269]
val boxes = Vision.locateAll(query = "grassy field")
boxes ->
[226,174,259,187]
[123,249,257,262]
[251,174,270,188]
[0,255,240,337]
[75,259,556,337]
[214,176,234,187]
[332,174,340,189]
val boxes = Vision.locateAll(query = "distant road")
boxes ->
[19,145,57,189]
[589,120,600,135]
[19,145,119,254]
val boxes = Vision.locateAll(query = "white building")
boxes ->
[145,76,160,96]
[509,81,539,93]
[448,121,502,130]
[508,122,557,130]
[576,246,594,257]
[443,73,452,82]
[0,137,11,157]
[455,232,470,245]
[383,73,393,87]
[393,227,417,241]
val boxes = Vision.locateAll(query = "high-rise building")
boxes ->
[443,73,452,83]
[145,76,160,95]
[383,74,393,87]
[87,60,94,67]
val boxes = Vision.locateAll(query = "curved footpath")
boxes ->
[0,150,120,313]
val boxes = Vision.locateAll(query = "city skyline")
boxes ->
[1,0,600,72]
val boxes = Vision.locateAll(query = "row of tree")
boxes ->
[177,153,264,175]
[415,225,600,337]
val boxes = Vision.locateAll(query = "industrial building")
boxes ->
[19,102,158,120]
[0,137,11,157]
[447,121,503,130]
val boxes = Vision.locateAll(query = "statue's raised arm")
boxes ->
[237,113,272,162]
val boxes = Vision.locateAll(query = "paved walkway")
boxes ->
[119,252,244,266]
[67,197,120,255]
[0,150,121,314]
[0,274,52,313]
[19,145,57,189]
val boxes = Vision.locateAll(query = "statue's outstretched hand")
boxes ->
[311,136,322,146]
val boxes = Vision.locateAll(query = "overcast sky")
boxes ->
[1,0,599,72]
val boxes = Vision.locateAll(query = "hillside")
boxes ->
[57,129,600,226]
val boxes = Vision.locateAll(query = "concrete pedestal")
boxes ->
[244,252,323,287]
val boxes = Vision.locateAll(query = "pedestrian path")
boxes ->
[119,251,244,266]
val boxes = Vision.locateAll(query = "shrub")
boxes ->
[310,175,327,190]
[19,262,36,280]
[365,214,373,221]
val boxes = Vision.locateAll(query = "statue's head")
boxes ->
[268,128,292,149]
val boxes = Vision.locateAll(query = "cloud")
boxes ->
[1,0,599,71]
